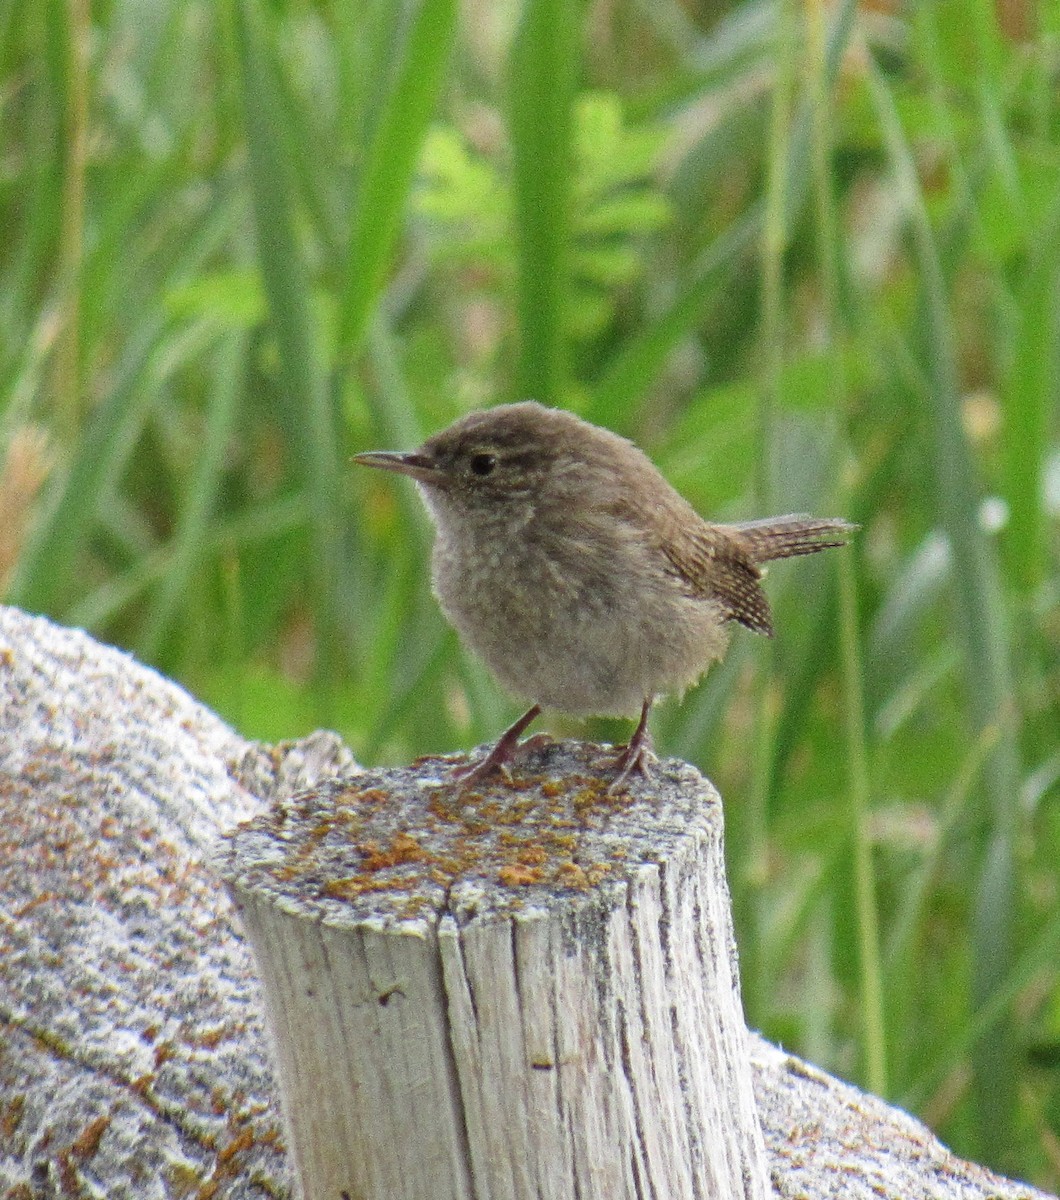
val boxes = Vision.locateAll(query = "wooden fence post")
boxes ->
[215,741,770,1200]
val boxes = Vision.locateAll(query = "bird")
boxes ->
[354,401,855,791]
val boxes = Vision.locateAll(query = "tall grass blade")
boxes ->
[508,0,583,404]
[804,0,886,1096]
[585,212,758,429]
[232,0,348,680]
[587,0,857,430]
[867,55,1023,1168]
[139,331,246,661]
[67,494,308,633]
[2,10,62,366]
[886,723,999,974]
[740,0,800,1031]
[9,316,165,613]
[336,0,458,362]
[1000,195,1060,591]
[907,904,1060,1114]
[53,0,89,442]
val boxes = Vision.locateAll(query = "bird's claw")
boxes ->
[449,753,513,789]
[447,705,544,790]
[607,740,657,795]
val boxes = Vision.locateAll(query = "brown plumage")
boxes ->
[354,401,856,790]
[665,515,856,637]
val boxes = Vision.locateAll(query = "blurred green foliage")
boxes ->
[1,0,1058,1185]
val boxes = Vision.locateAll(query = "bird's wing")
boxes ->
[658,515,775,637]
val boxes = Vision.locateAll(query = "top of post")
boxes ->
[216,738,723,931]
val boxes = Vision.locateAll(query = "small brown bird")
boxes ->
[355,402,854,790]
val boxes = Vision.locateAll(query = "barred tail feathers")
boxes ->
[731,515,857,564]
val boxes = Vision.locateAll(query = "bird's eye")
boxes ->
[469,453,497,477]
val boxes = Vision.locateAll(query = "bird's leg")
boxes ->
[451,704,543,786]
[609,698,656,793]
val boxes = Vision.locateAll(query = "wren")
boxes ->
[354,401,854,791]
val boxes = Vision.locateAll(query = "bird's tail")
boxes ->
[731,515,857,563]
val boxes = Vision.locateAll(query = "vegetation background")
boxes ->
[2,0,1058,1186]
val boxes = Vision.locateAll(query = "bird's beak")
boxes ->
[352,450,441,484]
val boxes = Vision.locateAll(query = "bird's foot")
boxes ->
[606,698,656,794]
[449,749,512,788]
[608,735,657,795]
[448,704,543,790]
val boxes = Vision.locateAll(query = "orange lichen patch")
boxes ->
[14,892,54,919]
[258,1126,286,1150]
[433,856,467,876]
[98,814,121,839]
[0,1095,24,1139]
[153,1040,177,1067]
[411,752,461,769]
[268,807,367,881]
[326,784,624,897]
[358,832,428,872]
[495,799,538,824]
[515,845,548,867]
[57,1151,79,1195]
[555,860,612,890]
[189,1025,229,1050]
[217,1125,255,1164]
[547,816,581,832]
[70,1113,110,1159]
[166,1162,202,1197]
[457,818,493,837]
[321,876,397,901]
[351,788,390,806]
[427,792,459,822]
[504,774,540,793]
[555,861,588,889]
[396,893,436,919]
[572,786,607,813]
[498,864,545,887]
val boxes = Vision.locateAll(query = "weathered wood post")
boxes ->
[216,739,769,1200]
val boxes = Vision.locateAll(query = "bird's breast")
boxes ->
[428,514,730,717]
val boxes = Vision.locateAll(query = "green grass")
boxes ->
[2,0,1058,1185]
